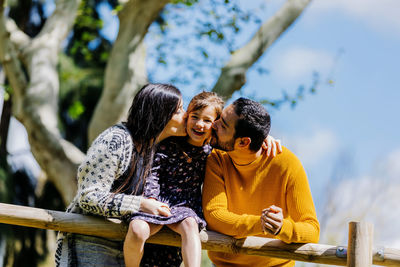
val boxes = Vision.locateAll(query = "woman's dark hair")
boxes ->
[233,98,271,152]
[115,83,182,194]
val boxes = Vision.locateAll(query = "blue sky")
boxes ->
[218,0,400,205]
[261,0,400,200]
[238,0,400,249]
[2,0,400,250]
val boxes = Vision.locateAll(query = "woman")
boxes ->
[56,83,187,266]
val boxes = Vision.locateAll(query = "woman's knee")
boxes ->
[128,220,150,242]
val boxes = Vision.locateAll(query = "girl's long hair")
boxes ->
[115,83,182,194]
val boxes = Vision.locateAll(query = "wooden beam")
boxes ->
[1,203,399,266]
[0,202,127,239]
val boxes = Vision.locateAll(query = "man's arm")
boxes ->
[202,152,264,239]
[273,157,320,244]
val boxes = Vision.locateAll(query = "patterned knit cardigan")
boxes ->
[55,124,143,264]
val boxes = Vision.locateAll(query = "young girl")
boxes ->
[124,92,224,267]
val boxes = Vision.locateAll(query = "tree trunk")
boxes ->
[0,0,83,205]
[88,0,170,143]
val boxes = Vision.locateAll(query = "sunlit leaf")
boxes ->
[68,100,85,120]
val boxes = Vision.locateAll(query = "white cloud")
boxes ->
[383,148,400,178]
[283,128,338,167]
[308,0,400,36]
[273,47,334,82]
[319,147,400,249]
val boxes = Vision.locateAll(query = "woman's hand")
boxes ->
[140,198,171,217]
[262,135,282,157]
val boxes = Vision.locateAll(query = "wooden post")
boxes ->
[347,221,373,267]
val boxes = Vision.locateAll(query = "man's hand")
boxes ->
[261,205,283,235]
[262,135,282,157]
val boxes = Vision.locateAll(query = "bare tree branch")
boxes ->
[88,0,170,143]
[5,19,30,53]
[212,0,312,100]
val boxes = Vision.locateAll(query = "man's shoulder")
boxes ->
[209,148,230,160]
[275,146,298,160]
[265,146,304,171]
[206,149,231,168]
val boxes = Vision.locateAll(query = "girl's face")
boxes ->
[158,100,187,143]
[186,105,218,147]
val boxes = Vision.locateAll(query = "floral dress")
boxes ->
[134,137,212,266]
[131,136,211,229]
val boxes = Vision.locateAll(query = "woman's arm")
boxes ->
[76,126,142,218]
[76,126,171,218]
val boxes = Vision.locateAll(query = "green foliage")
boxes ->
[0,163,12,204]
[171,0,199,6]
[68,100,85,120]
[58,53,103,151]
[1,84,12,101]
[57,0,117,151]
[67,0,112,68]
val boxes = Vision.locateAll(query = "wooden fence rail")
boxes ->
[1,203,399,266]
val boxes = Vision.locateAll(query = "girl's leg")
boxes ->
[168,217,201,267]
[123,219,162,267]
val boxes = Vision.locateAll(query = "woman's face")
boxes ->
[158,100,187,142]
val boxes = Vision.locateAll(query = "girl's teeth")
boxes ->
[193,129,204,135]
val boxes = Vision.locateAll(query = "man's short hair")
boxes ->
[232,98,271,152]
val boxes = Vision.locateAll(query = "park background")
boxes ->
[0,0,399,266]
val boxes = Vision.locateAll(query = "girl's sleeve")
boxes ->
[76,127,142,218]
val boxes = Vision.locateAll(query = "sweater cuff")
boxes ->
[275,218,293,243]
[121,195,142,215]
[255,216,264,235]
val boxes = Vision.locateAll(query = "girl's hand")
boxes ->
[140,198,171,217]
[262,135,282,157]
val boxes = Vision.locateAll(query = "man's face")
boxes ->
[210,104,238,151]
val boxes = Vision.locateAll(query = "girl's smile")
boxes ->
[191,128,206,136]
[186,105,217,147]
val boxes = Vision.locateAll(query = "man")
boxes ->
[202,98,320,267]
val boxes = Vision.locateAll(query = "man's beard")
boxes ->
[210,130,235,152]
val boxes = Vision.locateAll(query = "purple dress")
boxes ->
[131,136,211,229]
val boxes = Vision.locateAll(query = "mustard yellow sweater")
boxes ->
[202,147,320,267]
